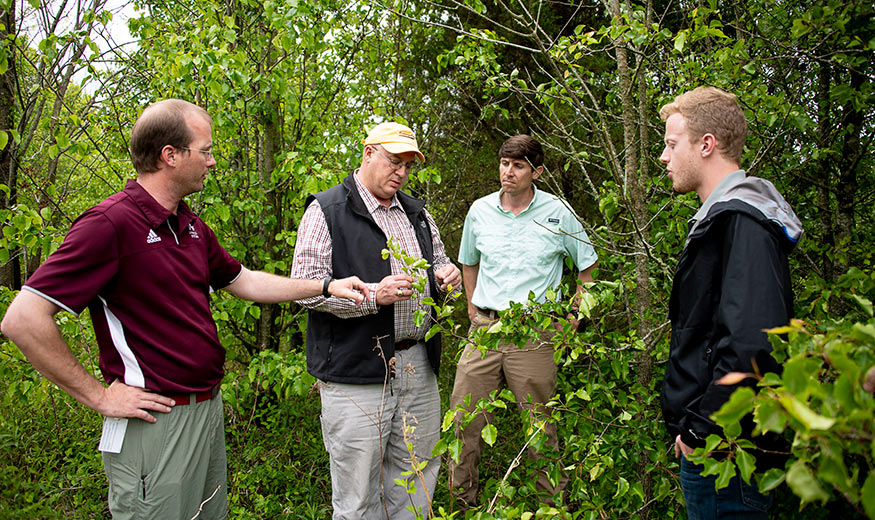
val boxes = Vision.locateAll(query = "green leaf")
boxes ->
[779,395,835,431]
[852,322,875,343]
[613,476,630,498]
[674,30,687,52]
[703,434,724,455]
[786,460,829,505]
[431,438,447,457]
[826,344,861,379]
[862,472,875,519]
[833,373,855,409]
[425,324,441,341]
[714,459,737,490]
[441,410,455,431]
[448,439,462,463]
[758,468,785,493]
[736,448,756,484]
[753,398,787,434]
[0,131,7,151]
[55,131,69,148]
[724,420,742,439]
[782,356,820,396]
[712,386,755,425]
[216,204,230,222]
[481,423,497,446]
[849,294,873,317]
[817,455,853,495]
[589,463,602,481]
[578,292,597,319]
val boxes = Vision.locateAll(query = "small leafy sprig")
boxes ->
[381,237,430,298]
[381,237,461,338]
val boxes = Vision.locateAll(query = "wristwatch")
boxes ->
[322,277,333,297]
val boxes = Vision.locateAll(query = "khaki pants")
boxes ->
[102,393,227,520]
[448,310,567,505]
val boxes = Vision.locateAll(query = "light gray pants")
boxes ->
[320,343,441,520]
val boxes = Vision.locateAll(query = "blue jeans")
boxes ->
[680,456,771,520]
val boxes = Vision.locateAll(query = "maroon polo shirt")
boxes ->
[24,179,242,394]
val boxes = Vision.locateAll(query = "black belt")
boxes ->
[476,306,499,319]
[167,384,220,406]
[395,339,419,350]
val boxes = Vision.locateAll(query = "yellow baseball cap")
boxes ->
[362,122,425,163]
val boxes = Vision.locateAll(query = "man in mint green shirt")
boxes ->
[449,135,598,507]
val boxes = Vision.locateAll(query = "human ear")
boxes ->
[160,145,176,167]
[701,134,717,157]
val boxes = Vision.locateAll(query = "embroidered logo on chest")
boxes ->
[187,223,200,239]
[547,218,560,224]
[146,229,162,244]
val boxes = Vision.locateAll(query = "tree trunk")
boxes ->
[834,68,865,276]
[612,0,654,515]
[255,50,282,352]
[815,63,834,282]
[0,1,21,289]
[835,71,865,240]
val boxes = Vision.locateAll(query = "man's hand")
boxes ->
[96,380,176,423]
[674,434,694,458]
[328,276,369,306]
[375,274,415,306]
[435,263,462,292]
[567,311,580,331]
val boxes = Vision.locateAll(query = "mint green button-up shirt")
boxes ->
[458,185,597,311]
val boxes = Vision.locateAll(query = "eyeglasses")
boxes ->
[178,146,214,159]
[370,146,416,173]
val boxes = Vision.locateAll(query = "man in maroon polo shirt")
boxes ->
[1,99,368,519]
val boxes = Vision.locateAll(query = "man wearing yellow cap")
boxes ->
[292,122,462,519]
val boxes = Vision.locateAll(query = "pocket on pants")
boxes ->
[740,478,771,512]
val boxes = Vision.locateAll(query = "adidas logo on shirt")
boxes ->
[146,229,162,244]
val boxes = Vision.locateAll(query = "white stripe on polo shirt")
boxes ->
[99,296,145,389]
[22,286,78,316]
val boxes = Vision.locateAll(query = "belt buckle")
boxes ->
[477,307,498,320]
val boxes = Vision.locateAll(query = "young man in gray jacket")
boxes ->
[659,87,801,519]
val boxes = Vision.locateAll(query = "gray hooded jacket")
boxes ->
[662,170,801,464]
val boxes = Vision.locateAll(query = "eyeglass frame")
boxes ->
[368,145,417,173]
[177,146,215,159]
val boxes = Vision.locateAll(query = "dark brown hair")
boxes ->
[498,134,544,167]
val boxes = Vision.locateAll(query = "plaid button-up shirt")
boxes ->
[292,172,452,341]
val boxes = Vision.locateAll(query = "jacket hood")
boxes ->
[688,173,803,250]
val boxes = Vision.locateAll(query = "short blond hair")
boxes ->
[659,87,747,164]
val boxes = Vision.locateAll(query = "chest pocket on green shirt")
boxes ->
[478,221,562,270]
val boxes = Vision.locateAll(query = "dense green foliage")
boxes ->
[1,0,873,518]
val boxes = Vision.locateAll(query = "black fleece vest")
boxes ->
[304,172,442,384]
